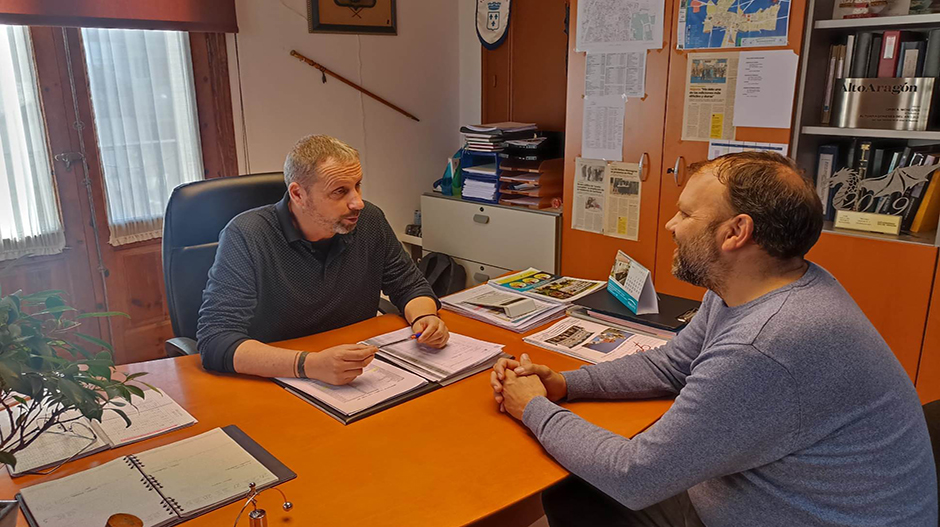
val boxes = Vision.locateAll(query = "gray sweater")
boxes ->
[523,263,938,526]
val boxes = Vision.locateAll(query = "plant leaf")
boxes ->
[0,451,17,468]
[74,333,114,354]
[108,407,132,428]
[76,311,130,319]
[125,385,145,398]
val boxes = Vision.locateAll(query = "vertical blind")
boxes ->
[82,28,204,246]
[0,25,65,261]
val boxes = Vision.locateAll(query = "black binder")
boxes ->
[575,289,701,332]
[17,425,295,527]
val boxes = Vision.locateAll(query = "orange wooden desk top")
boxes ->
[0,312,672,527]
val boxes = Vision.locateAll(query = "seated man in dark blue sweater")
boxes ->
[197,135,448,384]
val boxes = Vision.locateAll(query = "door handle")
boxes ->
[473,214,490,224]
[638,152,649,182]
[474,272,490,283]
[667,156,686,187]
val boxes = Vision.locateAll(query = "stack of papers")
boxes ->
[363,328,505,385]
[442,284,567,333]
[462,178,500,202]
[524,317,668,364]
[461,122,537,134]
[460,122,538,153]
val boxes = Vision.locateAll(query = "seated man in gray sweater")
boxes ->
[491,152,937,526]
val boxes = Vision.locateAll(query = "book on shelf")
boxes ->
[831,0,913,19]
[816,144,840,219]
[897,40,927,76]
[844,34,857,77]
[925,29,940,76]
[522,317,668,365]
[1,388,196,477]
[276,328,506,424]
[16,426,295,527]
[868,34,884,76]
[488,268,607,304]
[851,32,874,77]
[910,170,940,231]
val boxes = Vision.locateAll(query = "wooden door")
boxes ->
[916,259,940,402]
[482,0,568,132]
[653,0,810,299]
[559,0,678,280]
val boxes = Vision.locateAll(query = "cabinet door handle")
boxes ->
[473,214,490,224]
[638,152,650,182]
[474,272,490,283]
[671,156,686,187]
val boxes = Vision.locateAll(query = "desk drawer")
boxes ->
[454,256,511,290]
[421,195,559,272]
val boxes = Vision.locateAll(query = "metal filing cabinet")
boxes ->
[420,193,561,288]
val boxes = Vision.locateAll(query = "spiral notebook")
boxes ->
[16,425,295,527]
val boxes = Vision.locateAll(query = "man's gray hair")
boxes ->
[283,134,360,188]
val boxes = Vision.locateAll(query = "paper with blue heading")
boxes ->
[677,0,790,50]
[608,250,658,315]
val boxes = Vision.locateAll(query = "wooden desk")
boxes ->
[0,312,672,527]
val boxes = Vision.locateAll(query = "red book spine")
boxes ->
[878,31,901,78]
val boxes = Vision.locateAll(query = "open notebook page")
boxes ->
[93,389,197,447]
[131,428,277,518]
[2,406,108,476]
[18,456,176,527]
[277,359,427,416]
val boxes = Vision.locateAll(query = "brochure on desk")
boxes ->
[489,268,606,304]
[276,328,506,425]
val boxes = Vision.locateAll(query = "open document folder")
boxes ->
[441,284,568,333]
[275,328,506,424]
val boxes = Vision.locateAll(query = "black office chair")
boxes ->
[162,173,287,358]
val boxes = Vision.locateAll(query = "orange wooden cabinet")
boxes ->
[482,0,568,132]
[807,235,937,381]
[917,261,940,402]
[560,0,678,280]
[653,0,809,298]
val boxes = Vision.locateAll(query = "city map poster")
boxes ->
[676,0,790,50]
[577,0,664,52]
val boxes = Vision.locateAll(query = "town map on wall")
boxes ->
[677,0,790,49]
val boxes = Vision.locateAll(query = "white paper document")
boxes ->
[280,360,428,418]
[585,52,647,98]
[603,162,642,241]
[524,317,667,364]
[582,95,625,161]
[576,0,664,51]
[573,157,608,234]
[365,328,504,384]
[96,390,197,448]
[682,52,739,142]
[732,51,799,129]
[707,140,789,160]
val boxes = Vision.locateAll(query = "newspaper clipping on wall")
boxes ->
[572,157,608,234]
[681,52,738,142]
[604,162,642,241]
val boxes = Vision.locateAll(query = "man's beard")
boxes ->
[308,207,358,235]
[672,223,725,292]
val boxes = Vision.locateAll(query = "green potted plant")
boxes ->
[0,287,150,526]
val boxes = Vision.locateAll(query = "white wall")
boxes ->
[228,0,481,236]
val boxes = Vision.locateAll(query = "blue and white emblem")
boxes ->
[476,0,511,49]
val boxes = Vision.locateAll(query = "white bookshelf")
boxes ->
[815,13,940,30]
[801,127,940,140]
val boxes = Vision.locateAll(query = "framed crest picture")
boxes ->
[307,0,397,35]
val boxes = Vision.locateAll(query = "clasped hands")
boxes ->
[490,354,567,420]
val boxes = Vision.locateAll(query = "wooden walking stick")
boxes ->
[289,50,420,122]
